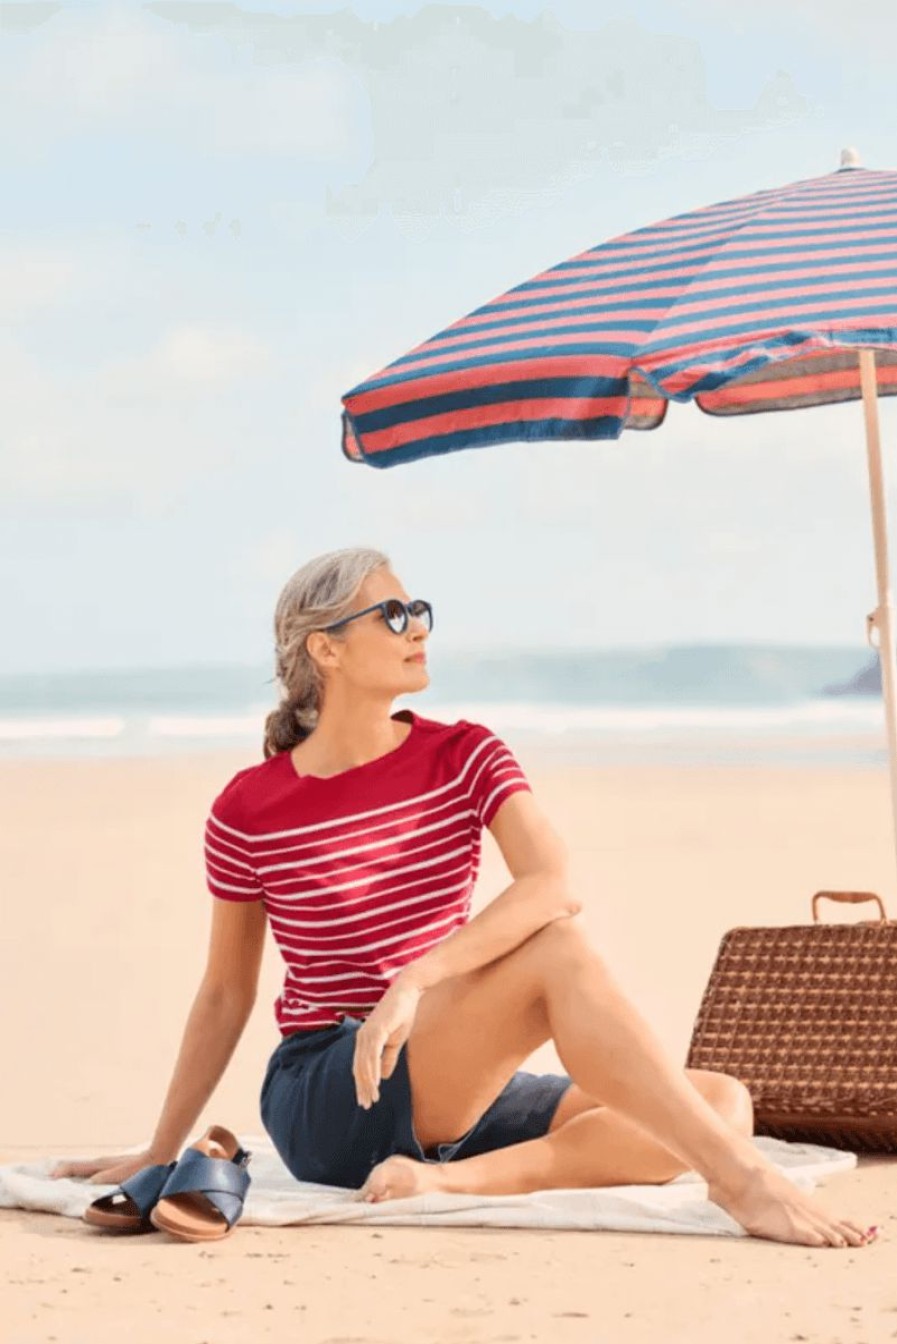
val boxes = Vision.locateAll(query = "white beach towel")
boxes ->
[0,1134,857,1236]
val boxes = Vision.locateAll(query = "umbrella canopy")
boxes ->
[340,150,897,884]
[341,151,897,468]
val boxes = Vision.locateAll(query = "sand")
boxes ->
[2,744,896,1343]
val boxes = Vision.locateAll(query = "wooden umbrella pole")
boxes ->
[859,346,897,885]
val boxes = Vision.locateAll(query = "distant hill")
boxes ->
[0,644,882,708]
[821,655,881,697]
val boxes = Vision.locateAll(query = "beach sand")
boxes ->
[2,745,895,1343]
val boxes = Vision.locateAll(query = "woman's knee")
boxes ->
[539,911,594,944]
[469,912,602,1015]
[529,913,600,971]
[691,1069,754,1135]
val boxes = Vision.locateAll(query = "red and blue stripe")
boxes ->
[341,165,897,468]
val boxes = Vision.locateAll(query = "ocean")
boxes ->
[0,645,887,768]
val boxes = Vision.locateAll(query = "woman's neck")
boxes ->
[289,706,412,778]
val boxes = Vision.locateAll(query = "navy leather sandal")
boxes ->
[149,1125,252,1242]
[83,1160,178,1233]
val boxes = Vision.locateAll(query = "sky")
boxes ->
[3,0,897,673]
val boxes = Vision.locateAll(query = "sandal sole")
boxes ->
[149,1201,236,1242]
[82,1209,152,1233]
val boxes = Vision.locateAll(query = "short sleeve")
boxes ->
[204,783,264,903]
[464,723,533,828]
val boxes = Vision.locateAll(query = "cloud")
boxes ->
[3,3,813,212]
[144,4,812,217]
[666,0,897,53]
[0,322,277,507]
[1,4,363,159]
[0,2,61,34]
[0,245,76,322]
[101,324,274,396]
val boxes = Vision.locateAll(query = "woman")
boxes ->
[52,547,876,1248]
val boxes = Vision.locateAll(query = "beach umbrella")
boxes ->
[340,149,897,873]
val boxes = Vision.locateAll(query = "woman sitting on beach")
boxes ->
[52,547,874,1248]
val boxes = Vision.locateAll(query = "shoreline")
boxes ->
[0,726,890,770]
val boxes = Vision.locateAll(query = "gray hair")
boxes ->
[262,546,390,759]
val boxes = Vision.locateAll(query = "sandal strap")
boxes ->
[118,1162,177,1219]
[159,1149,252,1229]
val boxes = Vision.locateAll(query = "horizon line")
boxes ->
[0,639,877,681]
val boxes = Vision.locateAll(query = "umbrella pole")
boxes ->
[859,347,897,885]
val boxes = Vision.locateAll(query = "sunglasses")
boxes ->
[321,598,434,636]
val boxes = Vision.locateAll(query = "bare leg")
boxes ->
[376,923,876,1247]
[359,1090,742,1200]
[360,1089,874,1249]
[534,935,876,1247]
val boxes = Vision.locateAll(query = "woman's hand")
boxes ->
[49,1148,162,1186]
[353,981,424,1109]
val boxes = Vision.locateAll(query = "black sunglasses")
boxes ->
[321,598,434,636]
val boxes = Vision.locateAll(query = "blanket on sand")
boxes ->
[0,1134,857,1236]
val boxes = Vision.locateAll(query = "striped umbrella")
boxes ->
[340,149,897,873]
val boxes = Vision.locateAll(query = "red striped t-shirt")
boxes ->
[203,710,532,1036]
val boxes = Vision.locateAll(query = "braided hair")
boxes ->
[262,546,390,759]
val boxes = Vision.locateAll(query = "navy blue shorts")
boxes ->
[259,1015,574,1191]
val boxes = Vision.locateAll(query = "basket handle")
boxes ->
[811,890,888,924]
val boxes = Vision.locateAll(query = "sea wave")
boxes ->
[147,715,263,738]
[0,696,884,754]
[0,716,127,741]
[417,698,884,734]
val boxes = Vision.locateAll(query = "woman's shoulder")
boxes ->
[411,710,501,750]
[207,754,284,826]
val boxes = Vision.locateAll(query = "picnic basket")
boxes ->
[685,890,897,1152]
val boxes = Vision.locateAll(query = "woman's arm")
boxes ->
[145,898,267,1161]
[394,790,580,995]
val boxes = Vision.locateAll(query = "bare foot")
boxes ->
[708,1163,877,1248]
[355,1155,880,1250]
[356,1155,444,1203]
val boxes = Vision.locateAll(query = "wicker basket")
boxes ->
[685,890,897,1152]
